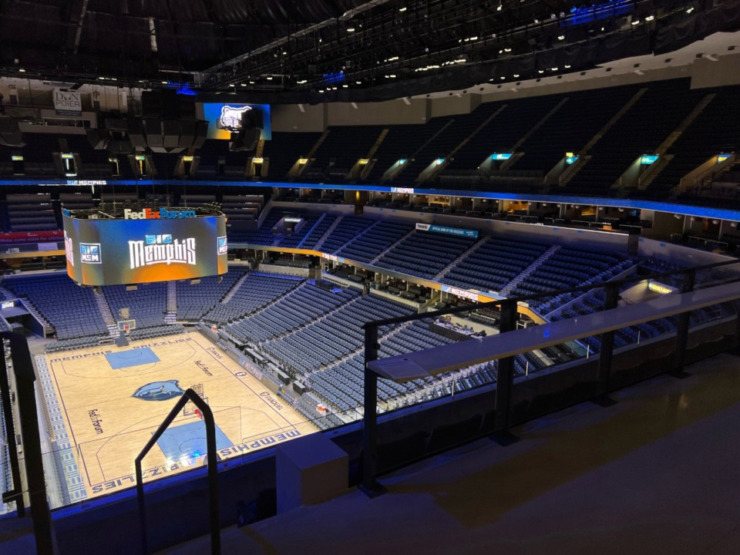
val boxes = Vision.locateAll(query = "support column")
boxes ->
[672,269,696,378]
[595,283,620,406]
[493,300,519,445]
[361,325,384,496]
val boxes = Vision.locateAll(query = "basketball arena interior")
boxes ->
[1,1,740,553]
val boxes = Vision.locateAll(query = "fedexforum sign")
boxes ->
[123,208,197,220]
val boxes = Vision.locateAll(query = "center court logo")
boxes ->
[128,234,197,269]
[80,243,102,264]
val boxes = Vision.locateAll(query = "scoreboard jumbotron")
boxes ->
[62,204,228,286]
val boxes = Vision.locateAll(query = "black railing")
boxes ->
[135,389,220,555]
[0,332,54,553]
[360,258,740,493]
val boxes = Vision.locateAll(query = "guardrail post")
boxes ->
[595,283,620,406]
[672,269,696,378]
[0,335,24,518]
[361,324,384,496]
[493,300,519,445]
[3,333,54,553]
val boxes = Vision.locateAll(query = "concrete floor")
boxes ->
[160,351,740,555]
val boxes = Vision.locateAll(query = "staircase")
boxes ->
[164,281,178,324]
[558,88,648,187]
[296,213,326,249]
[220,271,251,304]
[369,227,416,265]
[434,236,490,280]
[500,245,560,296]
[93,289,116,325]
[313,215,344,252]
[336,220,383,257]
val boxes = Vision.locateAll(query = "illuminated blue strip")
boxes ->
[0,179,738,221]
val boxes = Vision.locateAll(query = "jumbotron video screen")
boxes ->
[62,209,228,286]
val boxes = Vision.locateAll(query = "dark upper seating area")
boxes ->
[304,126,385,182]
[649,85,740,196]
[567,79,707,195]
[442,94,564,175]
[0,79,738,207]
[392,103,503,186]
[362,119,449,183]
[0,78,737,208]
[513,84,641,173]
[261,132,323,181]
[3,193,58,232]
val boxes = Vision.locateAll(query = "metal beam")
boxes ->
[72,0,91,55]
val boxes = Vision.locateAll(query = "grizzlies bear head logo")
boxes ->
[133,380,184,401]
[218,105,252,133]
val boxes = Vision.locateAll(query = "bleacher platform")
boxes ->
[175,269,247,321]
[103,283,167,329]
[3,274,108,340]
[441,237,549,293]
[375,230,478,279]
[203,273,302,324]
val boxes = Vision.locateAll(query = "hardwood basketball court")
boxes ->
[35,331,319,499]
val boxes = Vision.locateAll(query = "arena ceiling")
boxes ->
[1,0,739,103]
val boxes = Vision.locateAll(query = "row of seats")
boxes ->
[259,294,414,376]
[203,273,302,324]
[375,231,478,279]
[226,283,359,343]
[175,269,246,321]
[128,324,185,341]
[442,237,549,293]
[104,283,167,329]
[3,274,109,339]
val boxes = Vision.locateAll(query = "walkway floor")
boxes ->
[162,351,740,555]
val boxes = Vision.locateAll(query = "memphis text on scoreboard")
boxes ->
[123,207,197,220]
[128,234,197,269]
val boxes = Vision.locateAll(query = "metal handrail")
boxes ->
[0,334,24,517]
[360,258,740,493]
[362,257,740,329]
[135,389,220,555]
[0,332,54,553]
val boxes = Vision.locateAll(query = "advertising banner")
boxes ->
[415,223,479,239]
[53,89,83,116]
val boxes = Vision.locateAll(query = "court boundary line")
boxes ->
[37,330,316,499]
